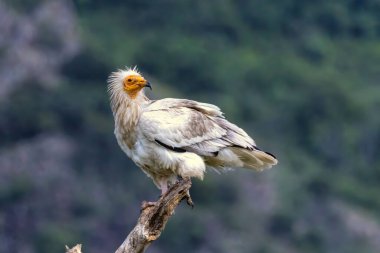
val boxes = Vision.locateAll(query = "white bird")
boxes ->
[108,67,277,194]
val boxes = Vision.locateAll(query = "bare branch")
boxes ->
[116,178,192,253]
[65,178,192,253]
[65,244,82,253]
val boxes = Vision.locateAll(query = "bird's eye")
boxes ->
[127,79,132,82]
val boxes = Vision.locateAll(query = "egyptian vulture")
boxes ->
[108,67,277,194]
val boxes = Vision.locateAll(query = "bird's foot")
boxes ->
[176,177,194,208]
[141,201,156,210]
[160,188,169,197]
[184,189,194,208]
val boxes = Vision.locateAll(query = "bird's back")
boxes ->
[141,98,277,171]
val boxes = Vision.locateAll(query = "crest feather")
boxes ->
[107,66,142,93]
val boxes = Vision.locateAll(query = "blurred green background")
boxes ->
[1,0,380,252]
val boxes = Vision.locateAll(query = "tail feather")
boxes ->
[252,150,277,165]
[231,147,278,171]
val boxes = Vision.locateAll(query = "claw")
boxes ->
[186,197,194,208]
[184,189,194,208]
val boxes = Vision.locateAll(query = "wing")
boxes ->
[140,98,256,156]
[145,98,224,117]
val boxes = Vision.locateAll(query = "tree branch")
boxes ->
[65,244,82,253]
[65,178,193,253]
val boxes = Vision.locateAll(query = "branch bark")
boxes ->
[65,178,193,253]
[65,244,82,253]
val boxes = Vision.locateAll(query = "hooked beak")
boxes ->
[145,81,152,90]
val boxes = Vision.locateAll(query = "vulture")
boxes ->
[108,67,277,194]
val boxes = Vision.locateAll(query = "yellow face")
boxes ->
[123,75,149,99]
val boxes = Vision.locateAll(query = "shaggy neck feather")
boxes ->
[111,92,149,131]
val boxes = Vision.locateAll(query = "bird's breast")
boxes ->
[114,126,137,157]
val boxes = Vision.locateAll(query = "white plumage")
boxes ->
[108,67,278,194]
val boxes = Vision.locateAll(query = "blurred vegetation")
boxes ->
[1,0,380,253]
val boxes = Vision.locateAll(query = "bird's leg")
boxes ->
[159,180,169,196]
[157,177,194,207]
[178,176,194,208]
[141,179,169,211]
[184,188,194,208]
